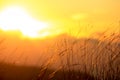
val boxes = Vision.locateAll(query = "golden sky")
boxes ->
[0,0,120,38]
[0,0,120,66]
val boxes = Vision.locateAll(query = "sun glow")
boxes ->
[0,6,49,38]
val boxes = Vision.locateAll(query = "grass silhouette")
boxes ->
[0,32,119,80]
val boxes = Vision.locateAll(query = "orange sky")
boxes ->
[0,0,120,38]
[0,0,120,66]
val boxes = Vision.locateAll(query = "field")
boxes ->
[0,31,120,80]
[0,32,120,80]
[0,0,120,80]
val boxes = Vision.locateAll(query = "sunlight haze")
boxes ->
[0,0,120,38]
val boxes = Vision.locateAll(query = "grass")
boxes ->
[36,33,120,80]
[0,32,119,80]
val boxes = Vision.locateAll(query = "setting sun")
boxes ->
[0,0,119,80]
[0,6,49,38]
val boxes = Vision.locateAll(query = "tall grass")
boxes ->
[0,31,119,80]
[36,33,120,80]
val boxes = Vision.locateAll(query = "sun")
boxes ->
[0,6,48,38]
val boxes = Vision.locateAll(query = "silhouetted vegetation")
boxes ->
[0,33,119,80]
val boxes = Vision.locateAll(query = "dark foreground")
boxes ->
[0,62,119,80]
[0,62,95,80]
